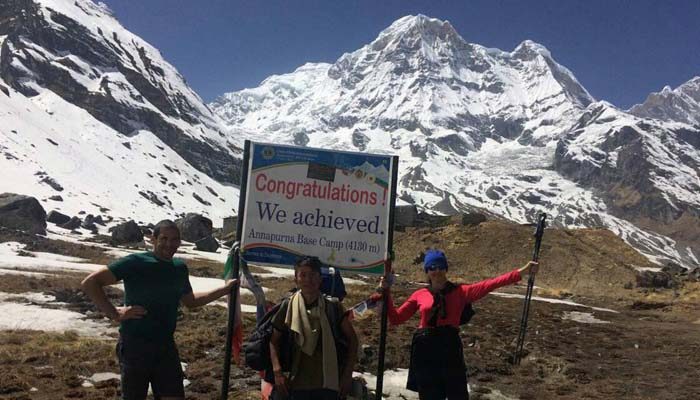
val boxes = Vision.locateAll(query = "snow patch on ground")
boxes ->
[562,311,610,324]
[491,292,619,313]
[0,268,53,277]
[355,369,417,400]
[0,241,103,273]
[0,295,115,337]
[81,372,120,388]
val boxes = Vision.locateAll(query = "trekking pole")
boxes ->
[220,246,241,400]
[513,213,547,365]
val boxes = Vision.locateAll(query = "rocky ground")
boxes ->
[0,221,699,399]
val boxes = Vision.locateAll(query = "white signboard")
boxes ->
[239,142,396,274]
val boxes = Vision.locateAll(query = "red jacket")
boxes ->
[387,270,522,328]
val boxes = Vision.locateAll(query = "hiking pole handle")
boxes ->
[531,213,546,262]
[220,248,241,400]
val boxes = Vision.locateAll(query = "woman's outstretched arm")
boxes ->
[462,261,539,302]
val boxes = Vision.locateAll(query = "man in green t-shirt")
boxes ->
[82,220,237,400]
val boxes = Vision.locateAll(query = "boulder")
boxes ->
[0,193,47,235]
[49,195,63,201]
[195,235,220,252]
[82,222,98,234]
[176,213,213,242]
[59,217,82,230]
[110,220,144,245]
[687,267,700,282]
[81,215,98,233]
[47,210,71,225]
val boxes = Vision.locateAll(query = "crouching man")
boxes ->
[270,256,358,400]
[82,219,237,400]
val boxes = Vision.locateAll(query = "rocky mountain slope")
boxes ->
[0,0,241,222]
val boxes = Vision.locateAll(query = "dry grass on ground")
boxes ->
[1,222,700,399]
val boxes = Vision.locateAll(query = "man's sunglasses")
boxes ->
[425,264,445,272]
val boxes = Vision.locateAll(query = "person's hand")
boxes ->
[273,371,288,397]
[339,372,353,399]
[519,261,539,276]
[378,276,390,291]
[225,279,239,291]
[114,305,147,322]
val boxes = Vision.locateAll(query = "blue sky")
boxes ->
[101,0,700,109]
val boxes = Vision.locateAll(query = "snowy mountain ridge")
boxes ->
[211,15,700,267]
[629,76,700,126]
[0,0,240,223]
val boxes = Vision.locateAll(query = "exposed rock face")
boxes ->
[109,220,144,245]
[0,0,241,184]
[0,193,47,235]
[176,213,213,243]
[554,102,700,263]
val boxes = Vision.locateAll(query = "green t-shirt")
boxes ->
[108,251,193,341]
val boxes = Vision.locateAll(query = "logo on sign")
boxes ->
[262,147,275,160]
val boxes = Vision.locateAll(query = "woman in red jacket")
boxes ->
[380,249,538,400]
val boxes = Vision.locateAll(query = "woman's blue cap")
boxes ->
[424,250,448,272]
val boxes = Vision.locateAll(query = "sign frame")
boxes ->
[238,140,398,275]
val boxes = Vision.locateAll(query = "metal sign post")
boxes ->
[220,141,251,400]
[375,156,398,399]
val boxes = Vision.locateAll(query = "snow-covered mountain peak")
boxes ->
[513,39,553,59]
[373,14,462,47]
[629,76,700,126]
[214,15,595,156]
